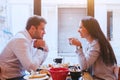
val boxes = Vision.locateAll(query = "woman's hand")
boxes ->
[69,38,82,47]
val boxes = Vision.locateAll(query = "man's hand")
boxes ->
[33,39,49,52]
[33,39,45,48]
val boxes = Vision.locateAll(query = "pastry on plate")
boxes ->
[29,74,46,79]
[39,69,50,75]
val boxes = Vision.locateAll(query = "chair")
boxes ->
[114,66,119,80]
[118,67,120,80]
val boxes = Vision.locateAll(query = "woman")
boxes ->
[69,16,117,80]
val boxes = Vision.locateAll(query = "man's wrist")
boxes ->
[37,47,44,51]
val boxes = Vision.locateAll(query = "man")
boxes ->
[0,15,48,80]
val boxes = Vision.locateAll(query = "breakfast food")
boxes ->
[48,63,70,68]
[39,69,50,75]
[48,64,54,68]
[29,74,46,79]
[60,63,70,68]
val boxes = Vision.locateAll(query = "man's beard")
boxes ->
[34,31,43,39]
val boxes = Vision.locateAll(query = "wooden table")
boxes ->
[48,75,72,80]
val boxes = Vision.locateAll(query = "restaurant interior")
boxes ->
[0,0,120,80]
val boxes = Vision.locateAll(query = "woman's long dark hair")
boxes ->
[81,16,117,66]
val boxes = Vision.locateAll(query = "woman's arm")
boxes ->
[76,41,100,70]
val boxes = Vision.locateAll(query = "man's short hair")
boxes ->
[26,15,47,30]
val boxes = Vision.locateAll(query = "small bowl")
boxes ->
[70,71,81,80]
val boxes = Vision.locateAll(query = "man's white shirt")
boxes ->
[0,30,48,79]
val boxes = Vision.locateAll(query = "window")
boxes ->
[58,8,87,54]
[107,11,113,41]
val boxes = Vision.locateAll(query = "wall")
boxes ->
[112,10,120,64]
[7,0,33,35]
[0,0,120,65]
[0,0,33,53]
[42,0,87,65]
[42,0,120,65]
[95,0,120,65]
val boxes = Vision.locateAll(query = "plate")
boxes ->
[24,74,49,80]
